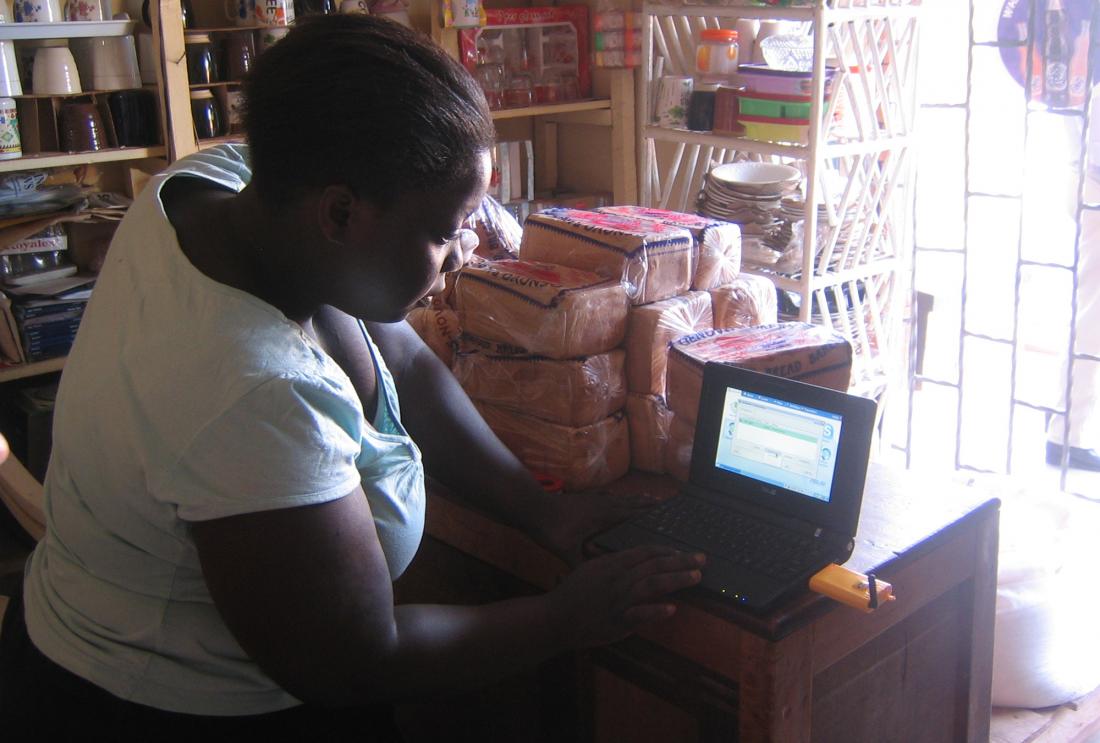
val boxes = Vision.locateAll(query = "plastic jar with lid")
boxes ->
[695,28,739,82]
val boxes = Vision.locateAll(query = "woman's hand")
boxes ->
[528,489,665,568]
[547,546,705,649]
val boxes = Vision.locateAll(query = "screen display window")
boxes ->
[714,386,843,502]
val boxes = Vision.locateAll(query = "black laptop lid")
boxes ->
[689,363,877,538]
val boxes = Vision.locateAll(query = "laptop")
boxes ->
[591,362,877,611]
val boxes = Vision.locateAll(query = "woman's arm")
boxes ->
[314,306,625,561]
[191,491,702,706]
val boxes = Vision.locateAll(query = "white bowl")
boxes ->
[708,161,802,195]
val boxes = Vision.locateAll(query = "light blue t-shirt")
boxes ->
[22,145,425,715]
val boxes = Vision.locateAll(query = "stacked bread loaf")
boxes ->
[407,204,852,489]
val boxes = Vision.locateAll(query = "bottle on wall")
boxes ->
[1043,0,1070,109]
[1069,18,1091,108]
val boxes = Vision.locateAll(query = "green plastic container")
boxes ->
[735,92,814,120]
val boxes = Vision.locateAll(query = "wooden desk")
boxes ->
[394,464,1000,743]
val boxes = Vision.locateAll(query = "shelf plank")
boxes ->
[742,258,898,293]
[641,1,919,22]
[186,25,269,33]
[491,99,611,121]
[0,146,167,173]
[644,125,808,159]
[645,125,914,159]
[0,19,135,41]
[0,356,65,383]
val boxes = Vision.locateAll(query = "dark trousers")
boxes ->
[0,580,402,742]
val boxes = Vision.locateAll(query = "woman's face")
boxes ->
[327,151,491,322]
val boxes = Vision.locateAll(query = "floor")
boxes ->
[992,684,1100,743]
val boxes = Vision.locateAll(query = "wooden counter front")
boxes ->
[394,463,1000,743]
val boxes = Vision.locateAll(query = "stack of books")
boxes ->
[0,276,94,365]
[13,296,88,362]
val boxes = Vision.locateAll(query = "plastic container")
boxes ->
[736,114,810,145]
[734,63,837,97]
[734,91,814,119]
[695,28,738,82]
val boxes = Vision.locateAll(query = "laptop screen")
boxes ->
[715,386,843,502]
[691,363,877,536]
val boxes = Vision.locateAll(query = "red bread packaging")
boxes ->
[474,402,630,491]
[452,349,626,428]
[452,259,629,359]
[709,274,778,329]
[624,290,713,396]
[596,205,742,291]
[519,207,693,305]
[666,322,853,424]
[625,393,674,474]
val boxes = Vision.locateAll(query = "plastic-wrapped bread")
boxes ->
[470,194,522,261]
[596,205,742,291]
[666,323,853,424]
[624,290,713,396]
[452,349,626,428]
[440,255,490,309]
[709,274,778,329]
[520,208,693,305]
[625,393,674,474]
[406,302,461,367]
[666,412,695,483]
[475,402,630,491]
[452,259,629,359]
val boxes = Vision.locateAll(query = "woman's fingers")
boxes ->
[614,544,704,570]
[623,603,678,626]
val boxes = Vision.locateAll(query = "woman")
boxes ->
[0,15,702,739]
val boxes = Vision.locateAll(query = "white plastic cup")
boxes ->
[74,35,141,91]
[32,46,82,95]
[0,40,22,96]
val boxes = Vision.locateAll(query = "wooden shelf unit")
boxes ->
[0,13,172,531]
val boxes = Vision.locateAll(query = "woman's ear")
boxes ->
[317,184,370,245]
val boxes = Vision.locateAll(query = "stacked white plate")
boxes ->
[700,163,800,229]
[700,161,802,266]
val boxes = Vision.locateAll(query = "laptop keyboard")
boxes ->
[634,497,829,581]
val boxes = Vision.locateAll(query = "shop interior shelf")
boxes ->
[0,20,136,41]
[0,146,167,173]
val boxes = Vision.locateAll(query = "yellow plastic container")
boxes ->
[737,114,810,146]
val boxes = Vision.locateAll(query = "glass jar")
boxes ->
[185,34,219,85]
[503,73,533,109]
[695,28,739,83]
[190,89,223,139]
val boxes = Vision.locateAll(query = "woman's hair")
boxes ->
[240,14,495,206]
